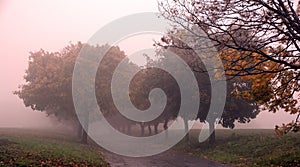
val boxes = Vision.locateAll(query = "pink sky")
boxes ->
[0,0,296,129]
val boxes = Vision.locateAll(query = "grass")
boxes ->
[1,128,299,166]
[174,129,300,167]
[0,128,108,167]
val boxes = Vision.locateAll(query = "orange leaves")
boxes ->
[275,125,284,137]
[275,113,300,136]
[219,49,275,104]
[219,48,300,117]
[15,43,82,114]
[275,121,300,137]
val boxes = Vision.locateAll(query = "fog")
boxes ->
[0,0,296,129]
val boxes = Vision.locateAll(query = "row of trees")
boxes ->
[15,0,300,145]
[15,41,259,145]
[135,46,259,144]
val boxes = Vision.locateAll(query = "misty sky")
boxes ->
[0,0,296,129]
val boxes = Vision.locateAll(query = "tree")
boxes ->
[129,55,181,136]
[159,0,300,133]
[139,44,259,144]
[14,42,131,143]
[94,44,135,134]
[14,43,81,135]
[191,56,259,144]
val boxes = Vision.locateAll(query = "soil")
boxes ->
[103,149,229,167]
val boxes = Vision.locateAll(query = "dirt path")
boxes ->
[103,150,229,167]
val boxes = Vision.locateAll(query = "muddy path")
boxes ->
[103,149,229,167]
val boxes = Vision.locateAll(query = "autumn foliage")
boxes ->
[159,0,300,135]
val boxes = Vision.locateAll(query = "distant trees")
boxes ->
[159,44,259,144]
[159,0,300,134]
[15,41,262,148]
[14,43,81,134]
[15,41,259,146]
[14,42,132,143]
[129,55,181,136]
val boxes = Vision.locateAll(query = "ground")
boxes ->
[174,129,300,167]
[0,128,108,167]
[103,149,227,167]
[0,128,227,167]
[0,128,299,166]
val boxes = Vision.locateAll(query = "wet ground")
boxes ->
[103,149,229,167]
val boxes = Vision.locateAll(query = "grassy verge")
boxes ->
[174,129,300,167]
[0,128,108,167]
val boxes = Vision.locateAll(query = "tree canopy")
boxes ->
[134,46,259,143]
[158,0,300,134]
[14,42,133,143]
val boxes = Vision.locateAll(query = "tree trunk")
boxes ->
[127,124,131,135]
[81,112,89,144]
[183,118,189,142]
[77,122,83,139]
[148,124,152,135]
[208,120,216,145]
[140,123,145,136]
[121,125,126,133]
[154,123,158,134]
[164,119,168,138]
[81,129,88,144]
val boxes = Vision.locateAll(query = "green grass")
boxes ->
[174,129,300,167]
[0,128,108,167]
[1,128,299,167]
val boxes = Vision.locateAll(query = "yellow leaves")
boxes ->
[237,90,253,100]
[275,125,284,137]
[275,120,300,137]
[252,52,261,57]
[219,48,299,118]
[241,61,247,67]
[219,48,282,105]
[231,87,239,95]
[219,48,282,81]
